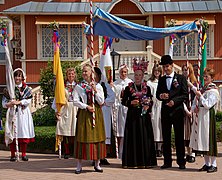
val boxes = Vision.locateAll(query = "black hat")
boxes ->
[159,55,173,65]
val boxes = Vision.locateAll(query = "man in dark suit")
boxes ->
[156,55,188,169]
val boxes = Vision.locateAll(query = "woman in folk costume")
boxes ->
[94,67,115,165]
[122,58,157,168]
[147,63,163,157]
[73,64,106,174]
[182,63,197,163]
[189,67,220,173]
[112,64,132,159]
[52,68,78,159]
[2,68,34,161]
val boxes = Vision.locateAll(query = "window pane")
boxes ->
[70,25,83,58]
[59,25,68,58]
[42,25,53,58]
[184,33,196,57]
[173,38,181,57]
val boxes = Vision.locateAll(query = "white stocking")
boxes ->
[204,155,211,166]
[76,159,82,171]
[211,156,217,167]
[95,160,102,170]
[119,137,124,159]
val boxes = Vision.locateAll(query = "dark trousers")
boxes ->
[161,112,186,166]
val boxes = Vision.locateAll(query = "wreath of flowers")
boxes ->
[0,19,8,46]
[166,19,176,27]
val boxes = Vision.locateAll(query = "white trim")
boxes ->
[37,25,41,59]
[148,15,153,47]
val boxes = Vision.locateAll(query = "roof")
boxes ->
[3,1,222,15]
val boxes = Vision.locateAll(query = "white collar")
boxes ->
[16,83,22,88]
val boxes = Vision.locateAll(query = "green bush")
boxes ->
[216,111,222,122]
[32,105,56,126]
[39,60,83,106]
[0,126,56,153]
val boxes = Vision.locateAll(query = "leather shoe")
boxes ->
[199,165,210,171]
[64,154,70,159]
[10,156,17,162]
[188,156,195,163]
[207,166,217,173]
[179,165,186,169]
[22,156,29,161]
[100,158,110,165]
[160,164,172,169]
[94,166,103,173]
[75,169,82,174]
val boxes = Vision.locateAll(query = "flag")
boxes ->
[4,42,16,145]
[53,44,66,113]
[168,35,175,59]
[200,32,207,86]
[100,36,113,83]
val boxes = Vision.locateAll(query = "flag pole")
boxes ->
[89,0,96,128]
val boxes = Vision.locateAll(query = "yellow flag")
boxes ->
[53,45,66,112]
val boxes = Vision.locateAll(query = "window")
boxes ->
[168,25,213,59]
[0,0,5,5]
[41,24,83,59]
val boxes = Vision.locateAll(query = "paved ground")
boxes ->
[0,143,222,180]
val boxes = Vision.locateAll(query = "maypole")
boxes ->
[197,20,203,90]
[89,0,96,128]
[1,19,19,161]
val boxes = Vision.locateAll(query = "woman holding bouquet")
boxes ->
[122,59,157,168]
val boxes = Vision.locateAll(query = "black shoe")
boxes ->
[156,150,163,157]
[188,156,195,163]
[207,166,217,173]
[64,154,70,159]
[94,166,103,173]
[100,158,110,165]
[10,156,17,162]
[91,161,95,166]
[75,169,82,174]
[160,164,172,169]
[179,165,186,169]
[22,156,28,161]
[186,155,190,161]
[199,165,211,171]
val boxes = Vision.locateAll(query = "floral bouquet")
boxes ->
[141,96,151,116]
[104,66,112,83]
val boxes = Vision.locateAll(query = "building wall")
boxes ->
[152,15,164,56]
[25,16,37,59]
[0,0,47,12]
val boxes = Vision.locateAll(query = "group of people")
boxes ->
[2,54,220,174]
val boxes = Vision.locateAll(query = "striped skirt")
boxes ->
[74,141,106,160]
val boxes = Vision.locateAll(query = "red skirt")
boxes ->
[74,141,106,160]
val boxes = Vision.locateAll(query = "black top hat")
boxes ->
[159,55,173,65]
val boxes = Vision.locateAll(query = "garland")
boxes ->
[48,21,59,44]
[0,19,8,46]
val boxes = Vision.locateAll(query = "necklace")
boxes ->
[134,83,142,92]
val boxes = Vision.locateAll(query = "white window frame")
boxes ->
[37,24,85,61]
[165,25,214,59]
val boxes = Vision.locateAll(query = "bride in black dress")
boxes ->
[122,59,157,168]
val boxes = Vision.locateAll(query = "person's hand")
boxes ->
[195,90,202,98]
[6,101,14,108]
[143,105,149,111]
[160,93,169,100]
[87,105,95,112]
[12,100,21,105]
[131,99,139,105]
[109,80,114,87]
[186,111,192,117]
[166,100,174,107]
[55,112,61,121]
[90,82,97,93]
